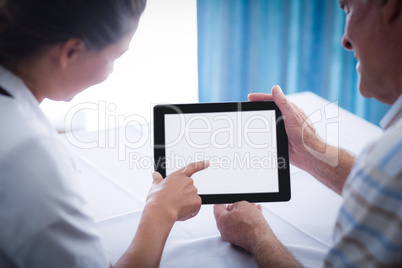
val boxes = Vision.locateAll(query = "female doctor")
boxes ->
[0,0,208,267]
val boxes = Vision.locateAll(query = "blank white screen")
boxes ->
[165,110,279,194]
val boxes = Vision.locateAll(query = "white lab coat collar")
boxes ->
[380,94,402,130]
[0,65,55,133]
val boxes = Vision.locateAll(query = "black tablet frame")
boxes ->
[153,101,291,204]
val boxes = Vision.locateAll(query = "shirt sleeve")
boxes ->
[324,136,402,267]
[0,136,110,268]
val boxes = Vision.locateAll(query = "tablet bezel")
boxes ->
[153,101,291,204]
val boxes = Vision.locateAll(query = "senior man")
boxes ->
[213,0,402,267]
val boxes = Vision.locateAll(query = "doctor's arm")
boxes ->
[249,86,356,195]
[113,161,209,268]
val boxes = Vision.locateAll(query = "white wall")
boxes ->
[40,0,198,131]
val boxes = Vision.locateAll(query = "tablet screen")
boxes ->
[154,102,290,204]
[165,110,279,194]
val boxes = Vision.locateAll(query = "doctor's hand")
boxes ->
[116,161,209,268]
[214,201,302,267]
[146,161,209,222]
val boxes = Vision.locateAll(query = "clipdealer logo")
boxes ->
[62,100,340,168]
[63,101,151,160]
[63,101,279,163]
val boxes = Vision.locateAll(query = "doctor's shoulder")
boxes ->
[0,97,80,194]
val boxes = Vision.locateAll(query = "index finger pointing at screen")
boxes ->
[180,160,210,177]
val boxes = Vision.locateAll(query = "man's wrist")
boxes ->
[301,142,355,195]
[250,235,272,257]
[251,236,302,268]
[296,138,327,172]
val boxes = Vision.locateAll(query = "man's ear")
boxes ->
[59,39,87,68]
[382,0,402,24]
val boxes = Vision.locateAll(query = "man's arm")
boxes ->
[212,86,357,267]
[214,202,302,268]
[249,86,355,195]
[303,144,355,195]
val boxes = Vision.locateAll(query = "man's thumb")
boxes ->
[152,171,163,184]
[272,85,294,112]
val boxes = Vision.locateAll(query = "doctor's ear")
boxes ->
[382,0,402,24]
[59,38,87,68]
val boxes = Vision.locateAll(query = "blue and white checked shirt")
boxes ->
[325,94,402,267]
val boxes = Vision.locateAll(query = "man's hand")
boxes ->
[249,86,355,194]
[214,201,302,267]
[214,202,270,254]
[249,85,325,172]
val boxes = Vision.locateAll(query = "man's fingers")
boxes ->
[251,203,262,211]
[152,171,163,184]
[213,204,229,220]
[248,93,273,102]
[180,160,210,177]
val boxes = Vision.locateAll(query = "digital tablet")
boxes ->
[153,101,290,204]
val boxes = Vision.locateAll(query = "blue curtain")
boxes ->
[197,0,390,126]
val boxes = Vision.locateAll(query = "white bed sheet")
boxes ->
[61,91,383,267]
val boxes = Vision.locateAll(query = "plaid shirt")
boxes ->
[325,95,402,267]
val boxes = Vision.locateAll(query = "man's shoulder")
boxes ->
[344,119,402,198]
[361,119,402,178]
[330,120,402,268]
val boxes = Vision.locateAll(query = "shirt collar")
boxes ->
[380,94,402,130]
[0,65,55,132]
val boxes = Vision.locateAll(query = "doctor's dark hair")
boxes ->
[0,0,146,64]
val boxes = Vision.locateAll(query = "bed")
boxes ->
[61,91,382,267]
